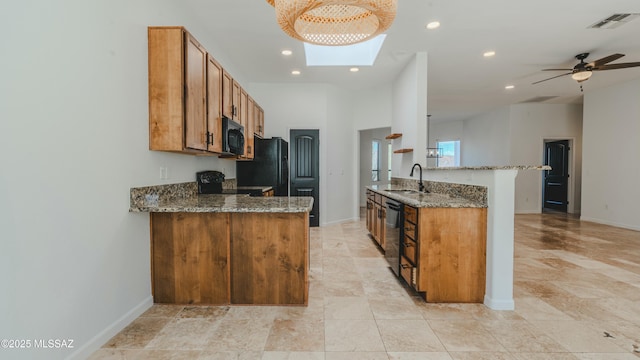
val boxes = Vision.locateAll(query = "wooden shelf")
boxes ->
[385,133,402,139]
[393,148,413,154]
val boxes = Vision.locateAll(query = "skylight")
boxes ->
[303,35,387,66]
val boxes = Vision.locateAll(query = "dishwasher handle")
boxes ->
[386,201,402,211]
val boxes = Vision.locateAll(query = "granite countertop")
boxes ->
[368,184,486,208]
[129,182,312,213]
[130,194,313,213]
[425,165,551,171]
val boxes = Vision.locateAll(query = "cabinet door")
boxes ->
[221,71,234,119]
[151,213,230,304]
[184,33,207,151]
[148,27,187,152]
[366,199,374,233]
[238,88,248,158]
[256,105,265,138]
[232,80,241,121]
[245,96,255,159]
[206,55,223,153]
[230,212,308,305]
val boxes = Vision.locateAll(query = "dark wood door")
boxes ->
[543,140,569,212]
[290,129,320,227]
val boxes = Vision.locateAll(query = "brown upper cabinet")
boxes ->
[148,26,207,153]
[148,26,264,156]
[206,55,223,153]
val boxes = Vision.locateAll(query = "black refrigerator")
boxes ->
[236,137,289,196]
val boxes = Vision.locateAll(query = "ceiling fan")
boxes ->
[532,52,640,84]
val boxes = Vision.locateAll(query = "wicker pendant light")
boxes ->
[266,0,397,46]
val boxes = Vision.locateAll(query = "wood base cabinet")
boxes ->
[230,213,308,305]
[365,190,385,249]
[401,206,487,303]
[151,213,230,304]
[150,211,309,305]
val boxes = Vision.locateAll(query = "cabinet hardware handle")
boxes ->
[403,243,413,247]
[401,264,412,269]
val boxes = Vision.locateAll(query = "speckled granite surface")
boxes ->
[130,181,312,213]
[425,165,551,171]
[390,178,487,206]
[369,183,486,208]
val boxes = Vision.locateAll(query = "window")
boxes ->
[371,140,380,181]
[436,140,460,167]
[388,143,393,181]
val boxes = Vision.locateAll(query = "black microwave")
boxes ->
[222,117,245,156]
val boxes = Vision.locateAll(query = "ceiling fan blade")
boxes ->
[594,62,640,70]
[542,68,573,71]
[589,53,625,67]
[532,72,572,84]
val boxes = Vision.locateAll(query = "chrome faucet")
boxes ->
[410,163,427,192]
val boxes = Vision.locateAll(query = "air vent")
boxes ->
[520,96,558,103]
[589,13,639,29]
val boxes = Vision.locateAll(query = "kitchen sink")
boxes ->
[385,189,422,194]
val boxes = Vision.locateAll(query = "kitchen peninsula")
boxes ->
[392,165,550,310]
[130,182,313,306]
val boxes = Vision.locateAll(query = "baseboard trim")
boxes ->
[67,296,153,360]
[484,295,515,310]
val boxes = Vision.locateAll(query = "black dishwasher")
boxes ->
[384,199,403,276]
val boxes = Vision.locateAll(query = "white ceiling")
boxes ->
[184,0,640,123]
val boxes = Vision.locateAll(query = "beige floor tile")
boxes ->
[198,351,263,360]
[140,304,184,318]
[146,318,219,350]
[261,351,325,360]
[387,352,453,360]
[87,349,143,360]
[513,297,573,321]
[205,318,272,351]
[324,296,374,320]
[428,320,507,352]
[368,297,423,320]
[480,320,568,353]
[573,354,639,360]
[324,319,385,351]
[511,354,578,360]
[448,353,516,360]
[103,317,171,349]
[527,320,628,353]
[376,319,446,352]
[177,306,230,319]
[264,319,324,351]
[325,352,389,360]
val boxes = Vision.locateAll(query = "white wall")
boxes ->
[582,78,640,230]
[359,128,392,206]
[509,104,583,214]
[249,83,358,224]
[0,1,245,359]
[429,118,463,168]
[391,53,429,177]
[462,107,511,166]
[433,103,583,214]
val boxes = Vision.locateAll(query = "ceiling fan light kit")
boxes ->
[571,70,592,82]
[266,0,397,46]
[533,52,640,85]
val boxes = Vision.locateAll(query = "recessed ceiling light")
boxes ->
[426,21,440,30]
[483,51,496,57]
[281,50,292,56]
[505,85,515,89]
[350,67,359,72]
[291,70,301,75]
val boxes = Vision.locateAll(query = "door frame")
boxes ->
[540,137,577,214]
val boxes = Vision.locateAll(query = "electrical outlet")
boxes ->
[160,166,168,180]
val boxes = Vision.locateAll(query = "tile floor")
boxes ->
[90,212,640,359]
